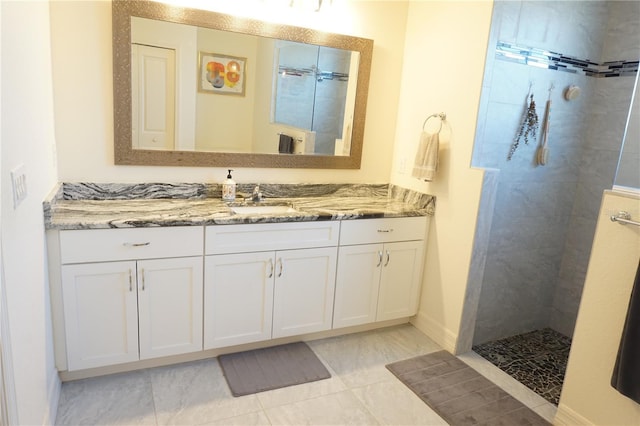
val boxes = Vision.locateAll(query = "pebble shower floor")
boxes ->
[472,328,571,405]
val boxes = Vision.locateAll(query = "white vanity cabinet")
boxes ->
[57,227,203,371]
[204,222,339,349]
[333,217,427,328]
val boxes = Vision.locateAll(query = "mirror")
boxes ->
[113,0,373,168]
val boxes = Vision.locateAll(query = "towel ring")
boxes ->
[422,112,447,133]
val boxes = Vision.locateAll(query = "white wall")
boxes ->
[390,0,493,352]
[556,190,640,425]
[49,0,409,185]
[1,1,60,424]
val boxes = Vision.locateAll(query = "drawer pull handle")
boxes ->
[376,251,383,267]
[267,258,274,278]
[277,258,284,277]
[384,250,390,267]
[377,229,393,233]
[123,242,151,247]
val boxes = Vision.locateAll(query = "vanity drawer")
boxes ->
[206,222,340,255]
[339,217,427,245]
[59,227,204,264]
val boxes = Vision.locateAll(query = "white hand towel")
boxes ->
[412,131,439,182]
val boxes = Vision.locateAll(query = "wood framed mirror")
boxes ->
[112,0,373,168]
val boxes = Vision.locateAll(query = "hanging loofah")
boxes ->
[508,94,539,160]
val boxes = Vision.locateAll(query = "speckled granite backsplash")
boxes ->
[43,183,435,229]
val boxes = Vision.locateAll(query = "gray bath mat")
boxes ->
[218,342,331,396]
[386,350,550,425]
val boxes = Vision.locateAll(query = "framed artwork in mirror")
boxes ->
[199,52,246,96]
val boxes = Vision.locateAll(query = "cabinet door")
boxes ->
[137,256,203,360]
[204,252,275,349]
[272,247,337,338]
[333,244,383,328]
[377,240,424,321]
[62,261,138,371]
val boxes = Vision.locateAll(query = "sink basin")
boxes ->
[230,205,300,215]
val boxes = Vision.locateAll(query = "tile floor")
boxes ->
[472,328,571,405]
[55,324,557,425]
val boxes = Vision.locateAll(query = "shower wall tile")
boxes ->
[572,149,621,218]
[563,217,598,261]
[479,63,589,184]
[489,61,532,105]
[586,82,635,152]
[516,1,607,61]
[552,217,597,337]
[474,247,559,344]
[480,137,583,186]
[492,179,577,221]
[493,0,521,44]
[616,154,640,189]
[603,0,640,62]
[558,246,590,284]
[549,308,578,338]
[473,0,638,344]
[488,213,569,255]
[592,77,637,114]
[552,261,589,336]
[515,2,565,54]
[457,169,500,353]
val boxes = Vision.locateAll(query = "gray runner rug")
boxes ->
[386,350,550,425]
[218,342,331,396]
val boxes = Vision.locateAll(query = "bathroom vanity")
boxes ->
[44,183,434,378]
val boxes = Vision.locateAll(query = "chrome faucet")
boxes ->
[252,185,263,202]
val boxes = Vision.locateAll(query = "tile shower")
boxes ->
[465,0,640,403]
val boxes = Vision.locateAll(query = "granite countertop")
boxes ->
[44,183,435,230]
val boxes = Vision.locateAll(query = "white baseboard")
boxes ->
[411,311,457,353]
[554,403,593,425]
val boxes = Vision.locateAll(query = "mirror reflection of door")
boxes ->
[273,41,351,155]
[131,44,176,150]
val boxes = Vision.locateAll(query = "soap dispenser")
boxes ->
[222,169,236,201]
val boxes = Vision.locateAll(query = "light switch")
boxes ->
[11,164,27,208]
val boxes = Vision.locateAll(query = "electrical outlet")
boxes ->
[398,158,408,174]
[11,164,28,209]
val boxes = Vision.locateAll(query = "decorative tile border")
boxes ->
[496,41,638,77]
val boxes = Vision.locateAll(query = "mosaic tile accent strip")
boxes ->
[496,41,639,77]
[472,328,571,405]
